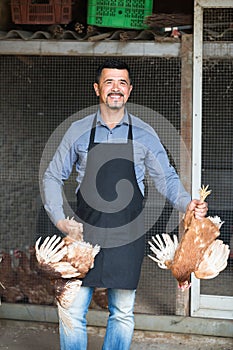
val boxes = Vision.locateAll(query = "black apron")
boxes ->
[76,115,145,289]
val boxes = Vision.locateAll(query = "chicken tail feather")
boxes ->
[148,233,178,269]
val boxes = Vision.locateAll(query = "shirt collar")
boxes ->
[96,108,129,126]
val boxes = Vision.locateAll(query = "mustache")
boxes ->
[107,92,124,97]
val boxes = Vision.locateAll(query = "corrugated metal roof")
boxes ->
[0,28,182,41]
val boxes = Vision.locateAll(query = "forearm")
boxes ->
[43,175,66,226]
[167,179,191,213]
[42,130,77,226]
[148,160,191,213]
[145,141,191,213]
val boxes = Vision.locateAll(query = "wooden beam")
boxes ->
[176,34,193,316]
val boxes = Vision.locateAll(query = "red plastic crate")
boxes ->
[11,0,72,25]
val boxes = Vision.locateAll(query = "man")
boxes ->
[43,59,208,350]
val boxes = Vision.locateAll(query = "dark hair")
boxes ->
[95,59,132,84]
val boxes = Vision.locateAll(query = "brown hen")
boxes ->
[91,288,108,310]
[0,251,24,303]
[148,185,230,291]
[35,218,100,330]
[14,249,55,305]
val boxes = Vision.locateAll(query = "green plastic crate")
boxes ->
[87,0,153,30]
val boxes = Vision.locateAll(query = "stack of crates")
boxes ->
[87,0,153,30]
[11,0,72,25]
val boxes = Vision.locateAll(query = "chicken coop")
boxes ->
[0,0,232,338]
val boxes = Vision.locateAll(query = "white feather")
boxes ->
[51,262,80,278]
[71,240,100,257]
[57,279,82,333]
[57,303,73,333]
[35,235,67,264]
[35,236,80,278]
[148,233,178,269]
[194,240,230,279]
[58,279,82,309]
[207,215,224,229]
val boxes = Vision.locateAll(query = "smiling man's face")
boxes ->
[94,68,133,110]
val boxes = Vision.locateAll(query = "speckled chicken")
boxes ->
[35,217,100,330]
[148,186,230,291]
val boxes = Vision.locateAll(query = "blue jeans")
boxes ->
[59,286,136,350]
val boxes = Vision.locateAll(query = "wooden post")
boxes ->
[176,34,193,316]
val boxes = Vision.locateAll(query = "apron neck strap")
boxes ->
[88,114,133,151]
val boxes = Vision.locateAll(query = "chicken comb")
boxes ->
[199,184,212,202]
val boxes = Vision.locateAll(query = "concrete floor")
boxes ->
[0,320,232,350]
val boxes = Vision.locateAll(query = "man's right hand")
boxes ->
[56,217,83,241]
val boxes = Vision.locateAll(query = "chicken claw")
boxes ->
[199,184,212,202]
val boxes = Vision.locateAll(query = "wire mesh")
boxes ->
[0,55,182,314]
[203,8,233,41]
[200,7,233,296]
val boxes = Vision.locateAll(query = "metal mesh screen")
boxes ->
[200,8,233,296]
[203,8,233,41]
[0,55,181,314]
